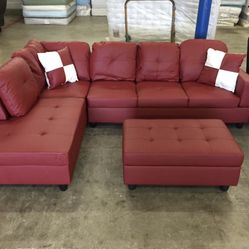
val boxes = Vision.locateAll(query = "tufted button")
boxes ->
[174,127,178,130]
[48,117,54,121]
[40,132,47,136]
[149,138,154,142]
[54,105,59,109]
[148,127,152,130]
[178,138,182,142]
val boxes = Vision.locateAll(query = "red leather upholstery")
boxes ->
[182,82,240,108]
[123,119,244,186]
[91,42,137,81]
[42,41,90,81]
[88,108,137,123]
[236,70,249,107]
[0,101,7,120]
[25,39,45,54]
[137,81,188,107]
[180,39,228,82]
[0,58,40,117]
[136,42,180,82]
[87,81,137,108]
[12,48,45,93]
[0,97,87,184]
[41,81,89,99]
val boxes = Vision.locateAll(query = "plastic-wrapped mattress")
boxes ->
[92,0,107,16]
[221,0,246,6]
[218,6,242,26]
[23,0,73,5]
[107,0,220,42]
[77,0,91,16]
[24,11,76,25]
[23,1,76,18]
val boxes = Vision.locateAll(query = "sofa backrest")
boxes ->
[41,41,90,81]
[180,39,228,82]
[91,42,137,81]
[136,42,180,82]
[12,47,45,93]
[0,57,40,117]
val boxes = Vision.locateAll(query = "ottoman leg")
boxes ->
[220,186,230,192]
[89,123,97,128]
[128,185,137,190]
[59,185,68,191]
[236,123,244,129]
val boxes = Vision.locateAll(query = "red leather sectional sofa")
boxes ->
[0,39,248,190]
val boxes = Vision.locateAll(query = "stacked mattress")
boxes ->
[239,0,249,27]
[218,0,246,26]
[92,0,107,16]
[76,0,91,16]
[107,0,221,42]
[22,0,77,25]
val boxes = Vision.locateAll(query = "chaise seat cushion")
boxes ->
[0,97,85,167]
[137,81,188,107]
[41,81,90,99]
[182,82,240,108]
[87,81,137,108]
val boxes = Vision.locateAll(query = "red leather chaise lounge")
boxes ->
[0,40,90,191]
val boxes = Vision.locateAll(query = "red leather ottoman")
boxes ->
[123,119,244,191]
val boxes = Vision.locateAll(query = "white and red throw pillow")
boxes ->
[198,48,245,92]
[38,47,78,89]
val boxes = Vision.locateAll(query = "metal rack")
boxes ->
[124,0,176,42]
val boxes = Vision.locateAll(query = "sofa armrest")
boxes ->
[236,70,249,107]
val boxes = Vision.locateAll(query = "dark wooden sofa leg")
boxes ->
[236,123,244,129]
[89,123,97,128]
[128,185,137,190]
[220,186,230,192]
[59,185,68,191]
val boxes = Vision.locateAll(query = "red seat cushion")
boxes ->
[123,119,244,167]
[136,42,180,82]
[0,97,85,167]
[137,81,188,107]
[180,39,228,82]
[0,58,40,117]
[12,48,45,93]
[182,82,240,108]
[42,41,90,81]
[87,81,137,108]
[41,81,89,99]
[91,42,137,81]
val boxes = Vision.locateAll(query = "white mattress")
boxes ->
[221,0,246,6]
[218,6,242,26]
[76,5,91,16]
[92,0,107,16]
[23,1,76,18]
[24,11,76,25]
[107,0,220,42]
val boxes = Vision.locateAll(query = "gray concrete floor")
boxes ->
[1,15,249,249]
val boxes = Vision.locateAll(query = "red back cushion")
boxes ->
[180,39,228,82]
[0,101,8,120]
[25,39,45,54]
[41,41,90,81]
[136,42,180,82]
[12,48,45,93]
[0,58,40,117]
[91,42,137,81]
